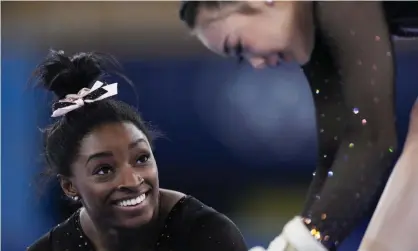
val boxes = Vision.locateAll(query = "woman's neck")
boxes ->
[79,207,162,251]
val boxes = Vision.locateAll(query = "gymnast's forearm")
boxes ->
[301,2,398,247]
[258,137,396,250]
[303,131,397,241]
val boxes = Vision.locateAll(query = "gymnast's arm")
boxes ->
[26,232,53,251]
[188,212,248,251]
[302,1,398,247]
[358,103,418,251]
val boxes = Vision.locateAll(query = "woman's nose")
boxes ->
[118,165,143,189]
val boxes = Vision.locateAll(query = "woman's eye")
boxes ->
[235,42,245,64]
[136,154,150,164]
[235,42,243,56]
[95,165,113,176]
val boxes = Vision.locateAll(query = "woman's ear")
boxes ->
[58,174,79,198]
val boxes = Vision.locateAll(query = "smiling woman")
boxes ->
[27,50,248,251]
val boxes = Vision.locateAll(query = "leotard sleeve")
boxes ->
[300,2,397,249]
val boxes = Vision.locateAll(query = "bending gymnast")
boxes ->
[27,50,248,251]
[179,1,418,250]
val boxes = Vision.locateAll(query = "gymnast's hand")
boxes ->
[248,235,287,251]
[249,217,327,251]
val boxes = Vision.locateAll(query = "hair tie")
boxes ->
[51,80,118,117]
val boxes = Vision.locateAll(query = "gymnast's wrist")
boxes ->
[300,216,338,250]
[281,216,328,251]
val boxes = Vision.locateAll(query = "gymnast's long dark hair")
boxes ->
[180,1,230,28]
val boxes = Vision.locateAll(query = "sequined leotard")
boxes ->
[300,2,418,249]
[27,196,247,251]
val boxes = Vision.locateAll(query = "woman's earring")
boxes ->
[72,195,79,201]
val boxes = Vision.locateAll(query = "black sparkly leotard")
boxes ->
[300,2,418,249]
[27,196,248,251]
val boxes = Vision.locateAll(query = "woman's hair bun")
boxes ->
[32,49,121,99]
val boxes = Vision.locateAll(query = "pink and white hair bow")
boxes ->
[51,80,118,117]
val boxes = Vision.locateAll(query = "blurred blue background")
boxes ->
[2,2,418,251]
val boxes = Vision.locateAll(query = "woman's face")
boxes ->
[192,1,315,68]
[62,122,159,229]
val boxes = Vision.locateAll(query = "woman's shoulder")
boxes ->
[158,191,247,250]
[161,191,245,246]
[160,189,218,222]
[27,210,81,251]
[27,232,52,251]
[159,189,219,235]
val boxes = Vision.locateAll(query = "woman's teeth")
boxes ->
[117,194,146,207]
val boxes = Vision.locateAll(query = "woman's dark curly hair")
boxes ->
[32,50,155,178]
